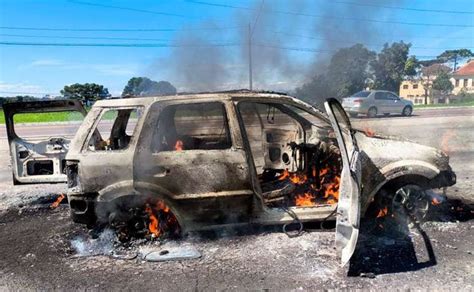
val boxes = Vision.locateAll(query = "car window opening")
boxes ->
[87,107,141,151]
[238,102,342,209]
[152,102,232,152]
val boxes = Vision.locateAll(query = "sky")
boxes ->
[0,0,473,97]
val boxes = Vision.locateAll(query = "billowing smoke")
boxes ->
[166,25,233,92]
[150,0,406,92]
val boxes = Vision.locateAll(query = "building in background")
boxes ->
[399,79,425,104]
[451,60,474,95]
[399,63,453,105]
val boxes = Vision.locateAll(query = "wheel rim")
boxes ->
[403,107,411,116]
[392,185,429,221]
[368,108,376,117]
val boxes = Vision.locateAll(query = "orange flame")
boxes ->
[364,127,375,137]
[174,140,184,151]
[376,207,388,218]
[50,194,65,209]
[278,169,290,181]
[295,193,314,206]
[278,165,341,206]
[431,198,441,206]
[145,203,160,237]
[145,200,180,238]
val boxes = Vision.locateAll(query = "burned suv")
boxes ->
[3,91,456,265]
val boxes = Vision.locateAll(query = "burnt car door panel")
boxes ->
[325,98,362,266]
[74,106,142,194]
[3,100,86,184]
[135,100,253,227]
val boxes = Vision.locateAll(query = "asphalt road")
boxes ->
[0,106,473,290]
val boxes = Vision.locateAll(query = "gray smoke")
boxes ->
[149,0,407,92]
[71,228,115,257]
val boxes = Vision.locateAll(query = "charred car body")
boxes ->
[3,92,456,264]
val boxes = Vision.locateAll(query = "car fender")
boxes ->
[361,160,440,213]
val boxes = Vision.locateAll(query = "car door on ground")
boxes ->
[324,98,362,266]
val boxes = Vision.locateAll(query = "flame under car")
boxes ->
[3,91,456,265]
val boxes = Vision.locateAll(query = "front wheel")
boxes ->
[392,184,430,221]
[402,106,413,116]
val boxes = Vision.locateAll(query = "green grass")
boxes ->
[414,100,474,108]
[0,107,136,124]
[0,109,86,124]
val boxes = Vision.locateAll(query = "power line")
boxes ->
[268,31,474,50]
[186,0,474,28]
[68,0,191,18]
[0,25,243,32]
[0,41,239,48]
[255,44,439,59]
[322,0,474,15]
[0,40,460,57]
[0,33,172,42]
[1,32,470,51]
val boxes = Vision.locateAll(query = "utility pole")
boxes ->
[248,23,253,91]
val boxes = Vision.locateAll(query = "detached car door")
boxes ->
[3,100,86,184]
[324,98,362,266]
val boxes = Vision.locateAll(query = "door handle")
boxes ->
[153,167,170,178]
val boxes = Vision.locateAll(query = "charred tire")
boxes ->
[367,107,377,118]
[402,106,413,116]
[368,176,431,222]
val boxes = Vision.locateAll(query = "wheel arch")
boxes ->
[361,163,440,216]
[96,180,189,233]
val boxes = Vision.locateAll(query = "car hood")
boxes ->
[354,130,450,172]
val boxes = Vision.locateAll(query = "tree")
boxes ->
[404,56,420,78]
[419,63,452,104]
[295,44,375,106]
[294,74,331,107]
[371,42,411,92]
[432,72,454,96]
[122,77,177,97]
[61,83,109,104]
[436,49,474,71]
[326,44,376,98]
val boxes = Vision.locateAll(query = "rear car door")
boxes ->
[3,100,86,184]
[373,91,387,113]
[134,100,253,227]
[324,98,362,266]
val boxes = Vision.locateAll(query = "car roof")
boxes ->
[93,90,312,109]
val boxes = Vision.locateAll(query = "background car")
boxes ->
[342,90,414,118]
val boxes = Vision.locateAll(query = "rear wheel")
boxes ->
[402,106,412,116]
[367,107,377,118]
[349,112,358,118]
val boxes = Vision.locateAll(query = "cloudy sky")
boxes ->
[0,0,473,97]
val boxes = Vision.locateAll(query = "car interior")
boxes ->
[237,102,343,208]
